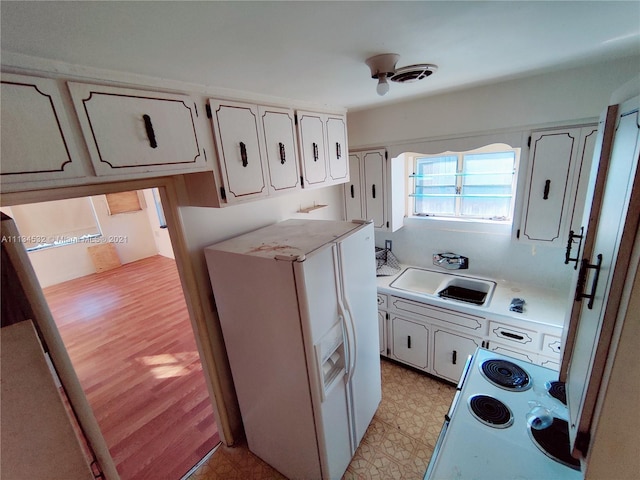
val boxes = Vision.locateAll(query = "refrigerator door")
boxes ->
[336,222,382,448]
[295,242,352,479]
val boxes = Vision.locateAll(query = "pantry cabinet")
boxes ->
[296,111,349,189]
[344,149,405,231]
[1,73,85,186]
[68,82,207,176]
[519,124,597,247]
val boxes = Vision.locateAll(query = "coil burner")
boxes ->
[468,394,514,428]
[480,359,532,391]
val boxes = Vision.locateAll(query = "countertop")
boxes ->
[376,264,570,329]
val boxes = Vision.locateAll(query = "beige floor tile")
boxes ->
[187,359,455,480]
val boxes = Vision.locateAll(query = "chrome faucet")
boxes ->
[433,252,469,270]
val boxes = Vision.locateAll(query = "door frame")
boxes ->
[1,175,234,477]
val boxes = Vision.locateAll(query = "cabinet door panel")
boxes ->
[363,150,385,228]
[326,116,348,182]
[1,74,84,184]
[297,112,328,187]
[391,316,428,370]
[433,329,481,383]
[69,82,204,175]
[259,106,300,193]
[344,154,363,221]
[211,101,268,201]
[522,128,581,242]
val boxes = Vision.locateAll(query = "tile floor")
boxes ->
[186,358,456,480]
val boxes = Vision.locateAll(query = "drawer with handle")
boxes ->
[488,321,539,353]
[377,293,388,310]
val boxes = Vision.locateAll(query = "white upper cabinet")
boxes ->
[344,149,405,231]
[258,106,301,194]
[518,125,596,246]
[297,111,349,189]
[207,99,300,203]
[209,99,268,202]
[1,74,85,186]
[68,82,207,176]
[326,116,348,183]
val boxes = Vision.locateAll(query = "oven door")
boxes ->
[424,354,473,479]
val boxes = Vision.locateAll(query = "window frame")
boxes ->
[409,143,520,224]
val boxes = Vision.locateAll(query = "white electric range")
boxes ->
[425,348,583,480]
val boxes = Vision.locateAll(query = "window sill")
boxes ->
[404,215,513,235]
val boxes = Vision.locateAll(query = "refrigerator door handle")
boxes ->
[333,246,355,382]
[336,243,358,384]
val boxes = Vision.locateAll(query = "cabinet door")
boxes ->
[432,329,481,383]
[1,74,85,185]
[68,82,205,176]
[344,154,363,221]
[259,106,301,194]
[363,150,386,228]
[326,115,348,182]
[520,127,582,244]
[390,316,428,370]
[210,100,268,202]
[568,126,599,235]
[378,310,386,356]
[297,111,328,187]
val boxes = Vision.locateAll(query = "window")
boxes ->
[2,197,102,251]
[410,144,519,222]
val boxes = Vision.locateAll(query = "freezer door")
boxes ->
[336,222,382,448]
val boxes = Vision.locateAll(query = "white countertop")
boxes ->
[376,264,570,329]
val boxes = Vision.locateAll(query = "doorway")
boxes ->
[1,188,220,479]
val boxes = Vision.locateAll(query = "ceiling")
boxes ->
[2,1,639,111]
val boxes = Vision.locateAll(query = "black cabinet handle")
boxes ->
[312,142,319,162]
[543,179,551,199]
[350,185,355,198]
[575,254,603,309]
[239,142,248,167]
[279,142,286,164]
[336,142,341,159]
[407,336,412,349]
[452,350,457,365]
[565,227,584,269]
[501,331,524,341]
[142,114,157,149]
[372,184,376,199]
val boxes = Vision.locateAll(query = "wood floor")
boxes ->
[43,255,219,480]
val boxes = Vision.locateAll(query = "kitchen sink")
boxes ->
[389,267,496,307]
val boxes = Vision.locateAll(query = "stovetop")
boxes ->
[425,348,583,480]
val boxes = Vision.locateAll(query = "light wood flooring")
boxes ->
[188,358,456,480]
[43,255,219,480]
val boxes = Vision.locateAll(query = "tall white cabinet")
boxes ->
[518,124,598,246]
[344,149,405,231]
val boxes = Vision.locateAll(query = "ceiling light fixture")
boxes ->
[365,53,399,96]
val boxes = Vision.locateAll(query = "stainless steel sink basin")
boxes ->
[389,267,496,306]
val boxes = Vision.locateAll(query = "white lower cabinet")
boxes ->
[380,290,564,381]
[432,329,482,383]
[377,310,386,355]
[390,315,429,370]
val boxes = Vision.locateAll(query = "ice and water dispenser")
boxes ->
[315,322,346,400]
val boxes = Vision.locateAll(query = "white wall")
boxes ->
[142,189,174,259]
[347,56,640,289]
[27,193,159,288]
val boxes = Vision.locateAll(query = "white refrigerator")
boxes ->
[204,219,382,480]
